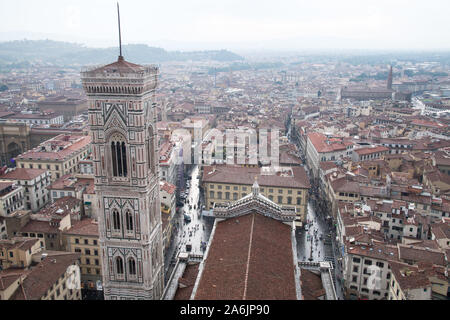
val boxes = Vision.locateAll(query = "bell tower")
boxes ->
[81,5,164,299]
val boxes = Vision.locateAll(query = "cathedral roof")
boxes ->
[193,212,298,300]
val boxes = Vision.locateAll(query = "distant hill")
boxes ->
[0,40,244,67]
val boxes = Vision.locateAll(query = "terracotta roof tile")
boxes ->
[194,213,297,300]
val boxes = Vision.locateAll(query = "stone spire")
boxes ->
[387,65,393,90]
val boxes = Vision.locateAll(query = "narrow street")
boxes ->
[164,165,214,281]
[289,116,345,299]
[296,202,331,263]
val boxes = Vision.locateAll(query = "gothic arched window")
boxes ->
[112,209,121,231]
[125,210,133,231]
[110,133,128,177]
[128,258,136,275]
[116,256,124,274]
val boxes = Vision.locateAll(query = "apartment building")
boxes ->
[202,165,310,225]
[0,237,41,269]
[159,141,178,186]
[47,174,93,203]
[1,252,82,300]
[0,182,24,216]
[343,241,398,300]
[160,180,176,251]
[0,168,51,212]
[352,146,390,162]
[306,132,352,179]
[0,111,64,125]
[0,217,6,239]
[15,134,91,181]
[63,218,101,290]
[388,261,432,300]
[18,200,75,250]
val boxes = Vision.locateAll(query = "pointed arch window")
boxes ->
[112,209,121,231]
[110,133,128,177]
[125,210,133,231]
[128,258,136,275]
[116,256,124,274]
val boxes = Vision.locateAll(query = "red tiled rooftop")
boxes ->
[194,212,297,300]
[10,252,81,300]
[307,132,347,153]
[354,146,390,156]
[202,165,310,189]
[300,269,326,300]
[64,218,99,237]
[174,263,200,300]
[0,168,47,181]
[16,135,91,161]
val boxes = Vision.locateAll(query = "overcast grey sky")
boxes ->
[0,0,449,52]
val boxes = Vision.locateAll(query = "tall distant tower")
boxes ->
[80,5,164,300]
[387,65,393,90]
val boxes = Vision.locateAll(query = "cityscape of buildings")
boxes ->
[0,4,449,305]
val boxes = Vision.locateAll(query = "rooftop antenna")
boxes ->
[117,2,123,60]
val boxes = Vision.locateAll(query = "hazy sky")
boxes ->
[0,0,449,52]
